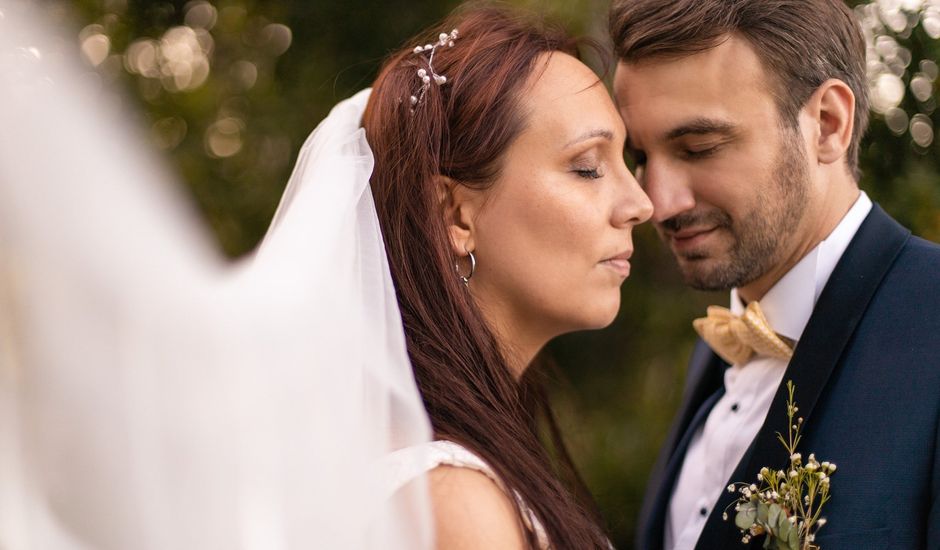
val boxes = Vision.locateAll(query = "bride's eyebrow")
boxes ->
[562,128,614,150]
[664,118,738,141]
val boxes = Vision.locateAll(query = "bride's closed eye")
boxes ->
[573,166,603,179]
[570,154,605,180]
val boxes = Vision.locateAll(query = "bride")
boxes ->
[0,3,650,549]
[364,6,651,548]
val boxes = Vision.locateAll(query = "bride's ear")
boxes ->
[435,175,480,256]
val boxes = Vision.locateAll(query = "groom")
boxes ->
[609,1,940,549]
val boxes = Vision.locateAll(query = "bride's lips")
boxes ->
[599,250,633,278]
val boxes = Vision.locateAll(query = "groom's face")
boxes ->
[613,36,810,291]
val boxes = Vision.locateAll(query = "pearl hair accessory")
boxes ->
[409,28,459,108]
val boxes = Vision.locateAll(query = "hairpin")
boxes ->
[409,28,459,108]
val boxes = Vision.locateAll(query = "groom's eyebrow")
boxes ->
[664,118,737,141]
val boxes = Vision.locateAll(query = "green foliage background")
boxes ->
[57,0,940,547]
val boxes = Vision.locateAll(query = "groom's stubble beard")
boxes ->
[661,128,811,291]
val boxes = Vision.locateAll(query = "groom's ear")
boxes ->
[804,78,855,167]
[434,175,481,256]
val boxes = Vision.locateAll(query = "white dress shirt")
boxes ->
[664,192,873,550]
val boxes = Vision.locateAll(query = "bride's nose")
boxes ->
[612,167,654,228]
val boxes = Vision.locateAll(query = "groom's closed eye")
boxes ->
[680,142,724,160]
[665,118,739,162]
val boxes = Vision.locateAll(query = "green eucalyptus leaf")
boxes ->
[757,501,770,524]
[784,522,800,550]
[775,513,792,535]
[768,504,782,528]
[787,530,799,550]
[735,502,758,530]
[774,520,796,550]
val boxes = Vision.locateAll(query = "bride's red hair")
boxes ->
[363,4,610,548]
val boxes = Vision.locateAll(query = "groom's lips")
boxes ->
[668,226,719,251]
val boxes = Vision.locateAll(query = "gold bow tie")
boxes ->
[693,301,794,365]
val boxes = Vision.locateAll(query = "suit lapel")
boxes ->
[638,341,727,550]
[647,385,725,549]
[668,341,728,459]
[694,204,911,549]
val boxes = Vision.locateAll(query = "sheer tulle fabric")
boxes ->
[0,4,431,549]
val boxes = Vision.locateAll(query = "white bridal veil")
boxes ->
[0,2,432,549]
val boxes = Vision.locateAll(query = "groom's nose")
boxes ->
[642,159,696,224]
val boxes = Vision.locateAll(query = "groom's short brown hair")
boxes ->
[609,0,869,179]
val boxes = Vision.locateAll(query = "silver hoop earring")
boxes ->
[455,250,476,286]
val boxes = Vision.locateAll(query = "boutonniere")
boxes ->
[724,381,836,550]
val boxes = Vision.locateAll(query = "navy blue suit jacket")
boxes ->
[636,204,940,550]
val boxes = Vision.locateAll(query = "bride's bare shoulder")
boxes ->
[427,465,526,549]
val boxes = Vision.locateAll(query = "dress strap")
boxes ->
[422,440,505,485]
[380,440,550,548]
[379,440,501,500]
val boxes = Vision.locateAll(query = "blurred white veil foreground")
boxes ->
[0,3,432,549]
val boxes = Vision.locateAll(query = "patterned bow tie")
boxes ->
[693,301,794,365]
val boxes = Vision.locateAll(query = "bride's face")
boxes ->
[461,52,652,349]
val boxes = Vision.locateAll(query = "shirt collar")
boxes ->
[730,191,873,342]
